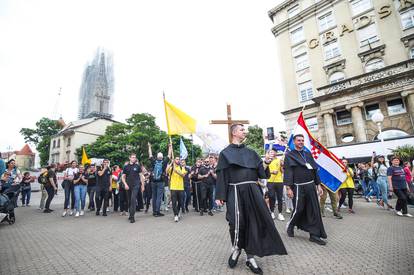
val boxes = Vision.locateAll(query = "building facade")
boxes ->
[78,49,114,120]
[49,117,115,164]
[268,0,414,159]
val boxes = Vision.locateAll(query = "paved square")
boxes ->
[1,191,413,275]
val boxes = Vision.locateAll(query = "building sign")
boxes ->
[308,5,393,49]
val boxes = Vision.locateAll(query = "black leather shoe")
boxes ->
[130,218,135,223]
[228,250,241,268]
[200,211,204,216]
[246,261,263,274]
[309,236,326,245]
[96,211,100,216]
[157,212,164,216]
[103,212,107,216]
[208,211,214,216]
[287,227,294,237]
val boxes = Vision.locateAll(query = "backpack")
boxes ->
[38,171,49,185]
[153,160,163,181]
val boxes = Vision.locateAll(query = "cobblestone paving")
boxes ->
[1,192,413,275]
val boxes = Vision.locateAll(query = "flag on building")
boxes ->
[180,137,188,160]
[288,112,347,192]
[81,147,91,165]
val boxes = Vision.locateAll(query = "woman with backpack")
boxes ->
[373,155,393,210]
[38,167,48,210]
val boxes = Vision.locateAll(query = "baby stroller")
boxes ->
[0,185,21,225]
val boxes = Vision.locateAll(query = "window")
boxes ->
[341,134,354,143]
[365,58,385,73]
[305,117,318,131]
[387,98,406,115]
[295,53,309,71]
[401,8,414,30]
[298,81,314,102]
[67,137,71,147]
[365,103,380,120]
[336,110,352,125]
[324,41,341,60]
[291,26,305,45]
[357,23,378,47]
[410,48,414,59]
[288,5,300,18]
[375,129,409,140]
[57,139,60,148]
[350,0,372,16]
[329,71,346,83]
[318,11,335,32]
[53,140,56,148]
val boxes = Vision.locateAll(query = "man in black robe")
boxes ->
[216,124,287,275]
[284,134,327,245]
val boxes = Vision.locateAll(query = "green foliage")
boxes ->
[76,113,202,168]
[20,117,63,166]
[244,125,264,156]
[392,145,414,162]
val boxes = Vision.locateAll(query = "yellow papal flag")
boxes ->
[164,98,196,135]
[81,147,91,165]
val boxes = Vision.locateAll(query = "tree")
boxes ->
[244,125,264,156]
[76,113,202,167]
[20,117,63,166]
[392,145,414,162]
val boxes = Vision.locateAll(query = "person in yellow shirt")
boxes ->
[338,159,355,214]
[167,156,187,222]
[267,149,285,221]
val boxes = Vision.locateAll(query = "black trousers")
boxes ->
[128,184,140,218]
[95,188,109,214]
[112,188,119,212]
[200,182,213,211]
[136,188,144,211]
[171,190,184,216]
[192,181,201,211]
[144,182,152,210]
[267,183,284,213]
[338,188,354,209]
[45,185,55,210]
[119,188,129,212]
[394,188,408,214]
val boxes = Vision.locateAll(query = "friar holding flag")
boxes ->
[215,123,287,274]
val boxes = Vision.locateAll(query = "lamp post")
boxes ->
[371,111,387,164]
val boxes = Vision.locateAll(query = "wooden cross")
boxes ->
[210,104,249,143]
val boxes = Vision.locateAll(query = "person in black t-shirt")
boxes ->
[87,164,97,211]
[198,158,216,216]
[95,159,112,216]
[44,164,58,213]
[189,159,202,212]
[122,153,144,223]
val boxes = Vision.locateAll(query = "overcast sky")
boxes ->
[0,0,285,152]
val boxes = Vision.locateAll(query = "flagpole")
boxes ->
[163,92,175,160]
[282,104,307,160]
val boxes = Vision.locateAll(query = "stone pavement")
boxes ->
[1,191,413,275]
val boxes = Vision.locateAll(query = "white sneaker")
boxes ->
[174,215,179,222]
[286,208,291,214]
[62,210,67,217]
[396,211,403,216]
[277,213,285,221]
[404,213,413,217]
[271,212,276,220]
[75,211,80,217]
[80,210,85,216]
[69,210,73,216]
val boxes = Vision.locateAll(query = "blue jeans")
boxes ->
[377,176,389,205]
[151,181,164,213]
[21,187,31,205]
[366,179,380,200]
[361,180,369,196]
[74,184,87,211]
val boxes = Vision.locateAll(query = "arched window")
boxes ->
[374,129,409,141]
[329,71,346,84]
[341,134,354,143]
[365,58,385,73]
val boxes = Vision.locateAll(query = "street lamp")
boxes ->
[371,110,387,163]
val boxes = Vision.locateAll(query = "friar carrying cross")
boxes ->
[210,104,249,143]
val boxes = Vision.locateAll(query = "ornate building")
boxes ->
[78,49,114,119]
[268,0,414,161]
